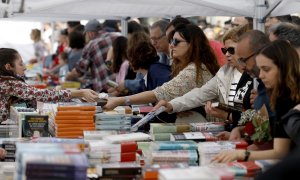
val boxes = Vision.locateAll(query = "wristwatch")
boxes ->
[244,150,250,161]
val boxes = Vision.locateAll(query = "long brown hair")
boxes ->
[112,36,128,73]
[258,40,300,110]
[172,24,219,83]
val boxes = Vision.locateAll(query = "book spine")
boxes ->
[55,119,94,124]
[57,106,96,111]
[101,167,142,176]
[55,116,94,120]
[150,133,171,141]
[56,111,95,116]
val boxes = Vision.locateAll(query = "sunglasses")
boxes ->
[237,53,255,66]
[170,38,187,46]
[221,47,235,55]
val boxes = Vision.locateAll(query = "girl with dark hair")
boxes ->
[0,48,99,123]
[212,40,300,163]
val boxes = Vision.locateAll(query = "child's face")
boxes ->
[12,55,26,76]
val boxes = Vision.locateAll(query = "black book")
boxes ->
[22,115,49,137]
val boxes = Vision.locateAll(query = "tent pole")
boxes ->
[254,0,267,32]
[121,17,129,37]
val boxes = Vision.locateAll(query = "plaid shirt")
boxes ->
[75,31,119,92]
[0,76,71,122]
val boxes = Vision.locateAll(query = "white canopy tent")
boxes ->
[3,0,300,30]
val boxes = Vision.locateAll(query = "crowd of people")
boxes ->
[1,15,300,178]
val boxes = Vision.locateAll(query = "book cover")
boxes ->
[211,102,243,112]
[22,115,49,137]
[170,132,218,142]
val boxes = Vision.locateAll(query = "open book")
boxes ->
[211,102,243,112]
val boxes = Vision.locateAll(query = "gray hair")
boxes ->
[273,22,300,48]
[238,30,270,53]
[150,20,170,35]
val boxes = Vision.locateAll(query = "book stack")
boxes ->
[9,106,39,137]
[52,104,96,138]
[22,153,88,180]
[15,143,84,180]
[94,113,133,131]
[103,132,151,144]
[87,141,138,165]
[197,140,248,166]
[0,124,18,138]
[149,123,190,141]
[0,138,30,162]
[149,141,199,166]
[190,122,225,133]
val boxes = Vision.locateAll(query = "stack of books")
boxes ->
[9,106,39,137]
[190,122,225,133]
[149,123,190,141]
[149,141,199,166]
[15,143,85,180]
[51,104,96,138]
[94,113,132,131]
[87,141,138,165]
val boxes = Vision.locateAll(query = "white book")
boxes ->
[103,132,150,144]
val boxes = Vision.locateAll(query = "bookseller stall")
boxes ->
[0,100,280,180]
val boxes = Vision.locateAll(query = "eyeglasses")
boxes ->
[170,38,187,46]
[150,34,165,43]
[237,53,255,66]
[221,47,235,55]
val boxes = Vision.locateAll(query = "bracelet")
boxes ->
[244,150,250,161]
[125,96,131,106]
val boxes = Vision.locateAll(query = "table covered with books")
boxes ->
[0,101,279,180]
